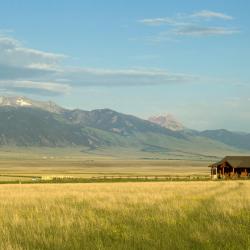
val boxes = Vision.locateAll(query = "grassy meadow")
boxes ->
[0,181,249,250]
[0,149,249,249]
[0,148,212,182]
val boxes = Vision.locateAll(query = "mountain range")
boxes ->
[0,96,249,158]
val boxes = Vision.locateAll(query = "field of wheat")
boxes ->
[0,181,249,250]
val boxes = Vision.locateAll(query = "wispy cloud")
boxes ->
[139,18,178,26]
[0,34,201,95]
[139,10,234,26]
[1,32,240,97]
[139,10,238,40]
[0,36,66,69]
[0,80,71,96]
[61,67,198,86]
[0,29,14,35]
[173,25,239,36]
[0,35,70,95]
[191,10,233,20]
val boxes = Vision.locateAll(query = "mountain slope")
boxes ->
[63,109,184,138]
[0,96,248,158]
[0,107,106,147]
[200,129,250,150]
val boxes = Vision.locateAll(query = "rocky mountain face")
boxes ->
[0,97,184,148]
[148,114,185,131]
[0,96,64,114]
[0,96,249,155]
[63,109,182,138]
[0,107,107,147]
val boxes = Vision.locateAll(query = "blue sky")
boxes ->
[0,0,250,131]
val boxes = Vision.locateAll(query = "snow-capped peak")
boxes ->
[0,96,65,113]
[16,98,32,107]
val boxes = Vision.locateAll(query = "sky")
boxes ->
[0,0,250,131]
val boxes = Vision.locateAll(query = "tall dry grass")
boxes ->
[0,181,249,249]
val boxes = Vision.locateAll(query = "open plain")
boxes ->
[0,181,249,250]
[0,150,249,250]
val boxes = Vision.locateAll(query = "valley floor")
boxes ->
[0,181,249,250]
[0,149,211,183]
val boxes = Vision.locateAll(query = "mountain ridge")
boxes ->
[0,96,65,113]
[0,96,249,157]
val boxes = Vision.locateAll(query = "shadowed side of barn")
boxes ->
[209,156,250,179]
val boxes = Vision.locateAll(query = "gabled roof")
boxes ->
[210,156,250,168]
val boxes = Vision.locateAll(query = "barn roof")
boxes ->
[210,156,250,168]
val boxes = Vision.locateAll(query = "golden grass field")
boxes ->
[0,150,249,249]
[0,181,249,250]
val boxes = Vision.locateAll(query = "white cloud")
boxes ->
[0,63,56,80]
[61,67,198,86]
[0,35,67,95]
[173,25,239,36]
[0,34,200,92]
[0,36,66,69]
[139,10,234,27]
[1,30,243,99]
[191,10,233,20]
[139,18,178,26]
[0,80,71,95]
[138,10,238,40]
[0,35,65,89]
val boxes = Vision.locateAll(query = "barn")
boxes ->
[210,156,250,179]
